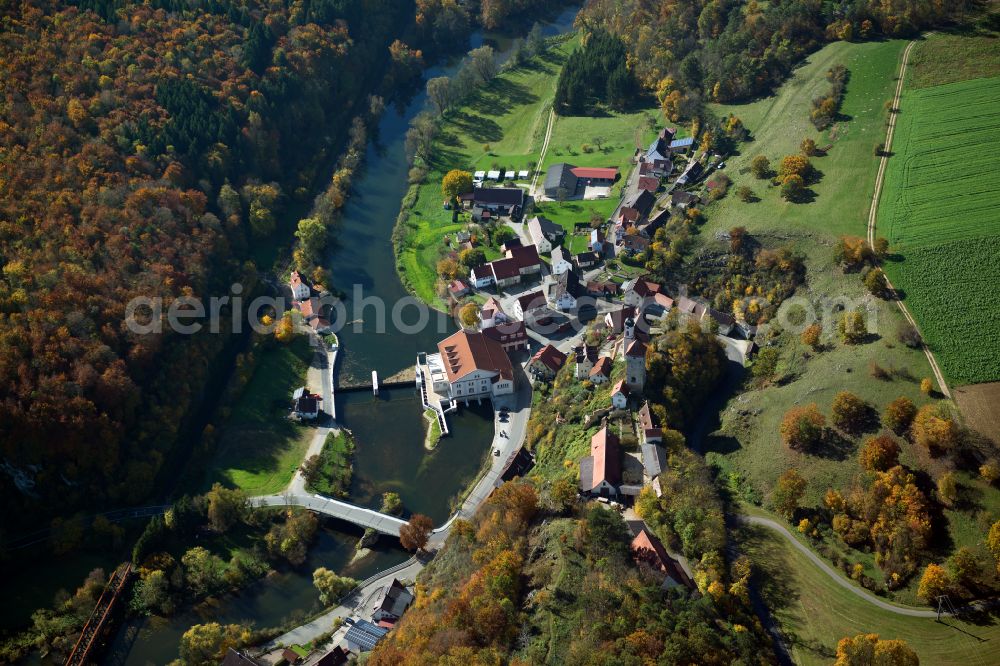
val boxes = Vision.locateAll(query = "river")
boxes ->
[107,7,580,664]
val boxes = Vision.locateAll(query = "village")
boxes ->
[242,122,764,663]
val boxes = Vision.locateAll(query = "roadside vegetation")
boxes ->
[302,431,355,498]
[740,517,1000,665]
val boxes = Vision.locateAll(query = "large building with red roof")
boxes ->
[428,330,514,402]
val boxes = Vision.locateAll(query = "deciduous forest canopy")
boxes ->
[577,0,971,111]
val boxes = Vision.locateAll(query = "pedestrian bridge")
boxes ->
[252,493,408,536]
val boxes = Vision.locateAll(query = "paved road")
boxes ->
[739,515,939,618]
[263,556,425,650]
[287,339,337,495]
[864,35,950,399]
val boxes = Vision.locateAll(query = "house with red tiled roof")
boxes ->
[506,244,542,276]
[589,356,612,384]
[448,279,470,298]
[481,319,529,352]
[480,296,508,328]
[528,344,566,382]
[622,277,662,308]
[579,426,621,497]
[637,401,663,445]
[490,257,522,288]
[430,330,514,402]
[630,524,695,589]
[638,176,659,193]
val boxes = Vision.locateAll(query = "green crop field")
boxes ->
[879,71,1000,385]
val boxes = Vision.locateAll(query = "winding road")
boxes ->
[739,515,939,618]
[865,35,951,398]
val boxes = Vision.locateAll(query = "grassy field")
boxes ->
[704,39,907,253]
[907,30,1000,89]
[196,335,315,494]
[739,519,1000,665]
[694,35,1000,600]
[877,66,1000,385]
[700,38,939,498]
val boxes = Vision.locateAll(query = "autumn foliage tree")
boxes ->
[883,397,917,434]
[801,323,822,350]
[917,563,952,603]
[831,391,871,434]
[780,404,826,452]
[399,513,434,551]
[834,633,918,666]
[441,169,473,201]
[773,469,807,520]
[858,435,901,472]
[911,404,960,456]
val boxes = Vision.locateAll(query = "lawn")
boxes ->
[877,71,1000,385]
[704,39,907,255]
[397,39,578,307]
[196,335,316,495]
[397,33,666,308]
[739,518,1000,666]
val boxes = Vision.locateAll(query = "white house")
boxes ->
[371,579,414,623]
[589,357,612,383]
[546,270,581,312]
[470,264,494,289]
[527,216,563,254]
[289,270,311,301]
[430,330,515,403]
[574,344,598,379]
[550,246,573,275]
[514,290,547,322]
[611,379,630,409]
[291,387,320,420]
[490,257,522,288]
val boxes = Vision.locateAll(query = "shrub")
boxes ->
[750,155,771,179]
[897,323,922,348]
[911,404,959,456]
[920,377,934,395]
[859,435,900,472]
[980,461,1000,484]
[780,404,826,451]
[736,185,755,202]
[883,397,917,434]
[831,391,869,433]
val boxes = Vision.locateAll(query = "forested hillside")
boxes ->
[0,0,411,534]
[576,0,969,115]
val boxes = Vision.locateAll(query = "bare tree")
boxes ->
[469,45,498,83]
[426,76,452,117]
